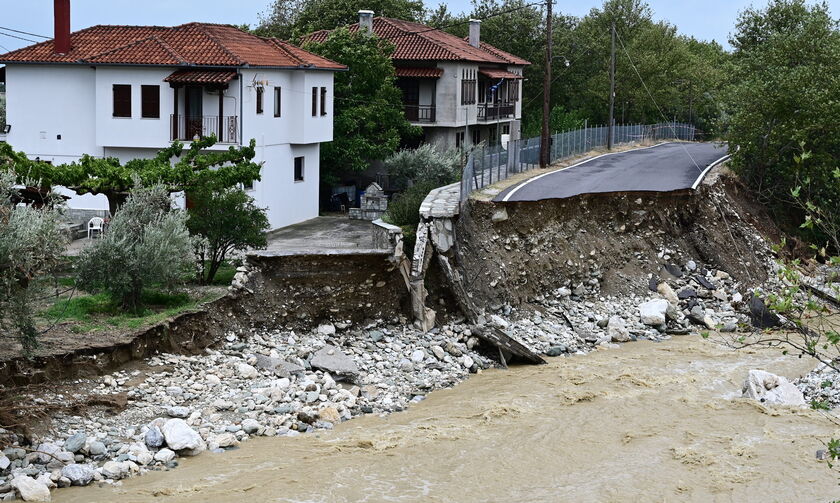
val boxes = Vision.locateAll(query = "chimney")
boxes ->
[54,0,71,54]
[358,10,374,34]
[469,19,481,48]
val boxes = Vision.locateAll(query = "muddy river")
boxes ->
[56,336,840,502]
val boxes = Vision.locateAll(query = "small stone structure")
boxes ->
[349,182,389,221]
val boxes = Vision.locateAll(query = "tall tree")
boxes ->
[303,28,419,184]
[726,0,840,244]
[257,0,425,41]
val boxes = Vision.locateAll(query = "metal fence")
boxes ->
[460,122,697,200]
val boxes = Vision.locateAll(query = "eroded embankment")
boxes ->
[454,170,781,310]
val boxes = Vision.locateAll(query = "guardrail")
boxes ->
[460,122,697,201]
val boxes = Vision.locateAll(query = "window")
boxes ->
[472,129,481,146]
[243,179,254,190]
[502,124,510,135]
[455,131,465,149]
[311,87,318,116]
[112,84,131,117]
[320,87,327,116]
[141,85,160,118]
[294,156,304,182]
[478,83,487,104]
[508,80,520,102]
[461,68,476,105]
[256,87,264,114]
[273,87,282,117]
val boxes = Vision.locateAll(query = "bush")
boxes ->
[187,188,269,284]
[76,184,193,312]
[0,172,67,352]
[384,144,462,189]
[384,180,438,228]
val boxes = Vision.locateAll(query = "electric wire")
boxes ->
[0,26,50,39]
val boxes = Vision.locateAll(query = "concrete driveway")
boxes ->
[257,216,388,257]
[496,142,729,202]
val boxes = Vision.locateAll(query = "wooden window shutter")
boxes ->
[113,84,131,117]
[141,85,160,118]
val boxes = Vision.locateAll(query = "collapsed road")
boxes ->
[496,142,730,202]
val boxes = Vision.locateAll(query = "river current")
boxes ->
[56,336,839,502]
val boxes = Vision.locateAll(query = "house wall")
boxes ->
[251,142,320,229]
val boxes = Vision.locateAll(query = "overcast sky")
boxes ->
[0,0,837,54]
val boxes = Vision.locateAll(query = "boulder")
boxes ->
[236,363,259,379]
[749,295,781,329]
[657,283,679,305]
[607,316,631,342]
[742,370,805,406]
[161,419,206,455]
[241,419,261,435]
[167,406,190,418]
[310,345,359,379]
[145,426,164,448]
[153,448,176,463]
[11,475,51,502]
[61,464,95,486]
[63,433,86,454]
[317,323,336,336]
[101,461,127,480]
[490,208,509,223]
[318,406,341,424]
[253,354,292,377]
[639,299,668,326]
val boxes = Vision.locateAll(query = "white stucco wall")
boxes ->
[250,142,320,229]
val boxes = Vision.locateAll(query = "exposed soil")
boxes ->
[455,166,783,309]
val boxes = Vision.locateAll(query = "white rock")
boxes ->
[607,316,631,342]
[101,461,126,480]
[317,323,336,336]
[0,454,10,470]
[214,433,238,448]
[161,419,206,455]
[61,464,95,486]
[431,345,446,360]
[410,349,425,363]
[206,375,221,386]
[462,355,474,369]
[241,419,261,435]
[742,370,805,406]
[153,448,176,463]
[236,363,258,379]
[657,283,679,305]
[11,476,51,502]
[639,299,668,326]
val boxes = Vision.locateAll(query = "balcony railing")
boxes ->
[170,115,238,144]
[404,105,436,123]
[477,103,515,121]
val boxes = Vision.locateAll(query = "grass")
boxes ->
[40,289,218,334]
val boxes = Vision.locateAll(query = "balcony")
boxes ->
[404,105,436,123]
[477,103,515,122]
[170,115,238,144]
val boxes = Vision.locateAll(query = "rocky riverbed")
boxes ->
[0,255,835,502]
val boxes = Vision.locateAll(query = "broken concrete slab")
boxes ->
[310,345,360,379]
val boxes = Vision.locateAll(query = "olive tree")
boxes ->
[76,183,193,312]
[0,172,67,352]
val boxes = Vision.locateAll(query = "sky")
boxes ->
[0,0,838,54]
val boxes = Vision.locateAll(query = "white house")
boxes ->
[0,1,345,229]
[306,12,530,151]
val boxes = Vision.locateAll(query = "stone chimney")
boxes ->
[53,0,71,54]
[359,10,374,34]
[469,19,481,48]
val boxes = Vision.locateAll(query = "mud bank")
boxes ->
[53,336,840,503]
[454,170,781,310]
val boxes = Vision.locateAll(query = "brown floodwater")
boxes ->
[56,336,840,502]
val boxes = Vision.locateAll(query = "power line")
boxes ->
[0,26,50,39]
[0,30,39,44]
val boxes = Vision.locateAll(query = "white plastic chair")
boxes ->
[87,217,104,239]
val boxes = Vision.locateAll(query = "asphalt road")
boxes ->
[495,142,729,202]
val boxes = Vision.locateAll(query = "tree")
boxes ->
[187,188,270,284]
[303,28,419,184]
[384,144,462,189]
[0,172,66,353]
[257,0,425,41]
[726,0,840,246]
[0,136,262,216]
[76,183,193,312]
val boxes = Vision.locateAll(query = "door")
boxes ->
[185,86,203,139]
[396,78,419,121]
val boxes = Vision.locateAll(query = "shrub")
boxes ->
[0,172,67,352]
[76,184,193,312]
[384,180,438,228]
[384,144,462,189]
[187,188,269,284]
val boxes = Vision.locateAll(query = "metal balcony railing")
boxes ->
[477,103,515,121]
[170,115,238,143]
[403,105,436,123]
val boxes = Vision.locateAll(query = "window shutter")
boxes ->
[311,87,318,116]
[256,87,264,114]
[320,87,327,116]
[274,87,282,117]
[113,84,131,117]
[141,85,160,118]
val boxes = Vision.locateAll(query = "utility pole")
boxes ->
[539,0,553,168]
[607,21,616,150]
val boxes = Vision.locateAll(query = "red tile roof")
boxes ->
[0,23,345,70]
[164,69,238,84]
[395,67,443,78]
[304,17,530,66]
[478,67,523,80]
